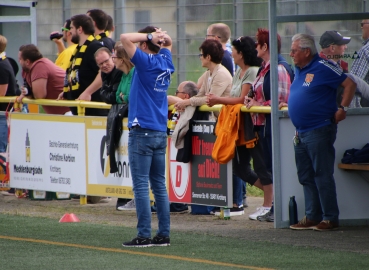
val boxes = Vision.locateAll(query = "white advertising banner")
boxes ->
[85,118,134,198]
[9,113,86,194]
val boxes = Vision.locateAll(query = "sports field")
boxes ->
[1,195,369,270]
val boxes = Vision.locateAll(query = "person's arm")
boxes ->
[335,77,356,123]
[207,83,251,107]
[31,78,48,99]
[168,95,183,105]
[0,84,7,96]
[77,71,102,101]
[120,29,167,58]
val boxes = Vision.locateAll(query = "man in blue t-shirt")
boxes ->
[288,34,356,231]
[120,26,175,248]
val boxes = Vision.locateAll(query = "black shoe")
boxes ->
[152,235,170,247]
[122,237,152,247]
[257,210,274,222]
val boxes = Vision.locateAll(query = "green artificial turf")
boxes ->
[1,214,368,270]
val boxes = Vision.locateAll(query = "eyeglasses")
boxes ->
[175,90,185,95]
[290,48,307,54]
[236,36,243,42]
[361,22,369,27]
[198,53,204,58]
[97,57,111,67]
[206,34,221,39]
[61,27,69,32]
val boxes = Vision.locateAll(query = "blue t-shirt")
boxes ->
[289,54,347,133]
[128,48,175,132]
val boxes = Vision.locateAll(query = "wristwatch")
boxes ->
[147,33,153,42]
[339,105,349,112]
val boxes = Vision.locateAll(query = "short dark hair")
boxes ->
[71,14,95,36]
[199,39,224,64]
[106,15,114,32]
[256,28,281,54]
[87,9,108,31]
[138,25,160,54]
[65,19,72,30]
[183,81,198,97]
[19,44,43,63]
[232,36,262,67]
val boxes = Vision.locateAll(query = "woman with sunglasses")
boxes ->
[206,36,273,218]
[244,28,294,221]
[174,39,232,113]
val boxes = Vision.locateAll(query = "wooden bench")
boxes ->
[338,163,369,183]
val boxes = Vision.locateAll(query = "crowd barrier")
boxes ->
[0,97,272,207]
[2,97,369,228]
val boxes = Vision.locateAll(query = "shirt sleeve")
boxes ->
[277,64,291,104]
[351,46,369,79]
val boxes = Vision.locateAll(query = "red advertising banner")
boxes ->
[168,121,232,207]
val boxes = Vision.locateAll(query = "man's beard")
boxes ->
[71,33,80,44]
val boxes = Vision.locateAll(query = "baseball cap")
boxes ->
[319,31,351,48]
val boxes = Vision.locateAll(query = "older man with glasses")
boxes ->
[49,19,77,71]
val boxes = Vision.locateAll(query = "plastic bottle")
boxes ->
[223,207,230,220]
[289,196,298,225]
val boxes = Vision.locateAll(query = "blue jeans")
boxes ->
[0,115,7,153]
[128,127,170,238]
[294,123,339,223]
[233,174,243,207]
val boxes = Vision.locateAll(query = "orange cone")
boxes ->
[59,213,80,223]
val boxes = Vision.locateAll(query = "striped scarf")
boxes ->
[0,52,6,61]
[63,35,95,93]
[95,32,108,41]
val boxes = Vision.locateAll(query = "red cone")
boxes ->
[59,213,80,223]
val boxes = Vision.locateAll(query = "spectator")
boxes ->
[50,19,78,70]
[318,30,360,107]
[244,28,293,221]
[174,39,232,115]
[167,80,198,106]
[17,44,70,115]
[105,15,115,39]
[288,33,355,231]
[351,19,369,107]
[87,9,115,51]
[120,26,174,247]
[109,42,136,211]
[0,35,17,188]
[205,23,234,76]
[197,23,234,88]
[206,36,264,216]
[58,14,107,116]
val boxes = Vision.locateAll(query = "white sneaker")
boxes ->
[117,199,136,211]
[249,206,271,220]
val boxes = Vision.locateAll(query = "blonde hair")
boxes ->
[0,35,7,53]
